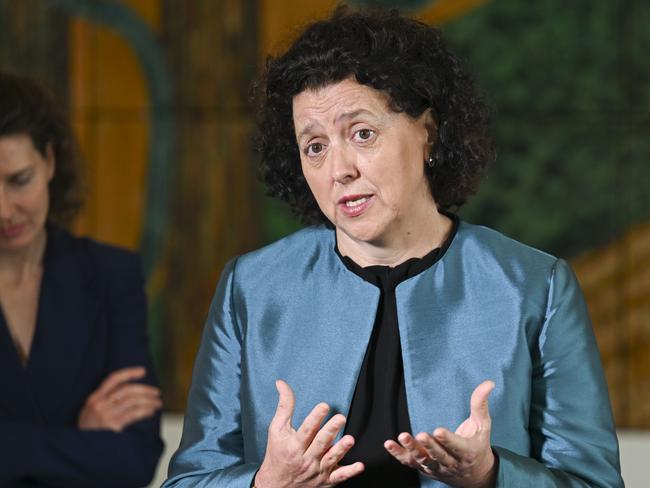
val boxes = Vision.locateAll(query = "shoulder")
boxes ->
[46,225,142,281]
[452,220,559,282]
[228,225,334,283]
[456,220,557,264]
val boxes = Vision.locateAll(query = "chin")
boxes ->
[0,240,30,253]
[337,219,387,245]
[0,228,39,253]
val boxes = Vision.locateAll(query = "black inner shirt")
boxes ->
[336,218,458,488]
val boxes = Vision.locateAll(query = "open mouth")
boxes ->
[344,196,369,207]
[338,194,374,217]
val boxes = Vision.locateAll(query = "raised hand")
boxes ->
[385,380,497,488]
[77,366,162,432]
[254,380,364,488]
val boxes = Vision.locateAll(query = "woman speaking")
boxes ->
[165,7,623,488]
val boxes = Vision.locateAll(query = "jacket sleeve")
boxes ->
[163,258,259,487]
[1,420,162,487]
[0,249,163,487]
[495,259,624,487]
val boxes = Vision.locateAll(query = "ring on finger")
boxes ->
[419,458,438,471]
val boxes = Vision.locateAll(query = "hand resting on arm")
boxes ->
[78,366,162,432]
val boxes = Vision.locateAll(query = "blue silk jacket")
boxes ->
[164,221,623,487]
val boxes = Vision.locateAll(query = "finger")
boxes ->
[304,413,346,459]
[92,367,147,399]
[296,402,329,448]
[270,379,295,430]
[109,384,161,404]
[384,439,412,465]
[469,380,495,426]
[398,433,437,470]
[320,434,355,470]
[113,392,163,416]
[115,403,162,430]
[415,432,451,467]
[328,461,364,484]
[386,433,424,468]
[432,428,470,461]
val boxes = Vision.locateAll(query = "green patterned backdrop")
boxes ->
[264,0,650,260]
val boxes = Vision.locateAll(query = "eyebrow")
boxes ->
[296,109,377,141]
[335,109,375,125]
[297,122,321,141]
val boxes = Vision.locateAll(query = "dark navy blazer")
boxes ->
[0,226,163,487]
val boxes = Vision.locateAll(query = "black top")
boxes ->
[336,219,458,488]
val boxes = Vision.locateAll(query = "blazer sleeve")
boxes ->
[0,249,163,487]
[494,259,624,487]
[163,258,259,487]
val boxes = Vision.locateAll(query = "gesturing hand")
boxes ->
[254,380,364,488]
[78,366,162,432]
[385,380,497,488]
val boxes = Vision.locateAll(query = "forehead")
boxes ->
[0,133,42,170]
[292,79,392,128]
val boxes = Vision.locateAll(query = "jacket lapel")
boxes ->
[0,312,42,420]
[395,224,473,438]
[25,228,102,422]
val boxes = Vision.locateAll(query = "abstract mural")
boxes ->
[1,0,648,424]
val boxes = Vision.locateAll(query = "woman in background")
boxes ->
[0,71,163,487]
[165,7,622,488]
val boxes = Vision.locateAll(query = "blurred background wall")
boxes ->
[1,0,648,483]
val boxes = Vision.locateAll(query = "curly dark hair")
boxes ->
[0,71,83,227]
[255,6,494,225]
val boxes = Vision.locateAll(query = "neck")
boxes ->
[336,207,453,267]
[0,229,47,286]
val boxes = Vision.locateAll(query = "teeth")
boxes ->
[345,197,368,207]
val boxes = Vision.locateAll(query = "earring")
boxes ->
[426,154,435,168]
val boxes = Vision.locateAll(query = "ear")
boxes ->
[420,108,438,160]
[44,142,56,182]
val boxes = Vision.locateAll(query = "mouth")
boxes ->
[344,196,369,207]
[0,223,26,238]
[337,194,374,217]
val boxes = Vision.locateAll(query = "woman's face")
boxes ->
[0,133,54,253]
[293,78,435,248]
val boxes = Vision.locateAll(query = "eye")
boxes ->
[9,170,33,187]
[306,142,325,157]
[353,128,375,143]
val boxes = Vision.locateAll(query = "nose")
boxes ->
[330,144,359,184]
[0,187,13,221]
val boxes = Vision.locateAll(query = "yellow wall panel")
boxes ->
[260,0,338,56]
[69,2,158,250]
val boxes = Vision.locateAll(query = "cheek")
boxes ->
[377,161,426,209]
[26,182,51,217]
[302,165,326,197]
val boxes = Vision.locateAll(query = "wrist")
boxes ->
[474,448,498,488]
[254,465,287,488]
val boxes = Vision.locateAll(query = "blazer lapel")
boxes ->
[0,312,42,420]
[395,227,473,438]
[25,228,102,422]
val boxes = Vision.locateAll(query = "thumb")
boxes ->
[470,380,495,427]
[271,379,295,429]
